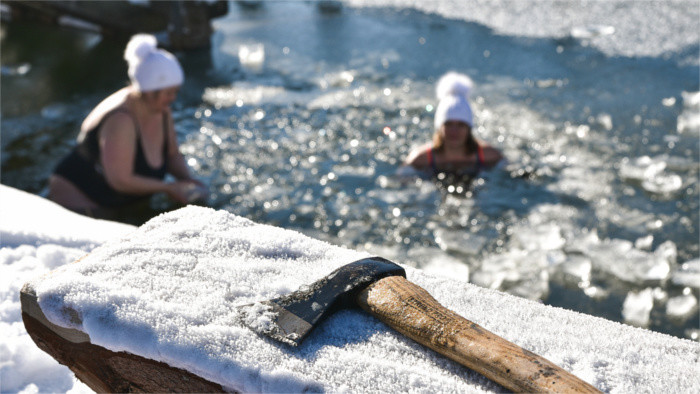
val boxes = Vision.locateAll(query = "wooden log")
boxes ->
[20,283,226,393]
[4,0,228,49]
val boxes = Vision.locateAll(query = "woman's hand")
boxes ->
[166,180,208,205]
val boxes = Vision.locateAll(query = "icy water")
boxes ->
[2,1,699,340]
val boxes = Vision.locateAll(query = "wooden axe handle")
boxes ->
[357,276,600,393]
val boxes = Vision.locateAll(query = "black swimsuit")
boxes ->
[53,108,168,208]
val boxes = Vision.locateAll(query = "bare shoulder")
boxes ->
[404,143,432,168]
[478,141,504,167]
[81,88,131,132]
[99,111,137,142]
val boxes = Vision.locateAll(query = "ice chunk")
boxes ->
[513,223,565,251]
[471,249,554,300]
[238,43,265,72]
[672,259,700,288]
[508,270,550,301]
[471,252,521,289]
[420,255,470,281]
[405,247,470,281]
[434,228,487,256]
[570,25,615,39]
[586,239,671,283]
[622,288,654,327]
[634,235,653,251]
[677,91,700,135]
[560,255,592,283]
[619,156,665,182]
[642,173,682,195]
[666,293,698,319]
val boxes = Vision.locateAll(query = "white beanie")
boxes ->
[124,34,184,92]
[433,72,473,129]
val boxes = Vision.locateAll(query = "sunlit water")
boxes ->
[2,1,698,340]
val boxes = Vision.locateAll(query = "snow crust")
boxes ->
[26,203,700,393]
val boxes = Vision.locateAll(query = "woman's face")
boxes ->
[441,120,470,146]
[143,86,180,112]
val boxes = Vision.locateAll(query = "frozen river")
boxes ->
[1,0,698,344]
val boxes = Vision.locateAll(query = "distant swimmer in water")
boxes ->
[402,72,503,183]
[48,34,206,219]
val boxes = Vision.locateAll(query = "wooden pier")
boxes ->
[2,0,229,50]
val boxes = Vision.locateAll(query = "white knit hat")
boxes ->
[433,72,473,129]
[124,34,184,92]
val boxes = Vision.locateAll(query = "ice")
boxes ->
[0,186,135,393]
[433,228,487,256]
[570,25,616,39]
[586,239,673,283]
[622,288,654,327]
[666,293,698,319]
[619,156,666,182]
[642,173,683,195]
[677,91,700,135]
[202,83,288,107]
[634,235,654,251]
[559,255,593,283]
[406,247,470,281]
[238,43,265,72]
[672,259,700,288]
[470,249,556,300]
[513,223,565,251]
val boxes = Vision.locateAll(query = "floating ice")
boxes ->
[622,288,654,327]
[619,156,666,182]
[634,235,654,251]
[238,43,265,72]
[672,259,700,288]
[586,239,673,283]
[470,249,556,300]
[404,246,470,281]
[570,25,616,39]
[513,223,565,251]
[666,293,698,319]
[434,228,487,256]
[677,91,700,135]
[202,83,287,107]
[559,255,593,283]
[641,173,683,195]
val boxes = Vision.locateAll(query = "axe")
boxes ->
[238,257,600,393]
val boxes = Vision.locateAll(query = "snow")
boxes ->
[0,185,136,393]
[2,185,699,393]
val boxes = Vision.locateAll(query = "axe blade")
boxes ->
[237,257,406,346]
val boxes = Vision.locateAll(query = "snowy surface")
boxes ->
[0,185,136,393]
[4,185,695,393]
[346,0,700,64]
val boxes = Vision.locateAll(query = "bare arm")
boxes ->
[164,112,192,180]
[403,143,432,169]
[163,112,207,189]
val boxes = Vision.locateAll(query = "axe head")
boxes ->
[237,257,405,346]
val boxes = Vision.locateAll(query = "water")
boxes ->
[1,1,698,340]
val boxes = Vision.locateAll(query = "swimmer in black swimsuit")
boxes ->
[403,72,503,180]
[48,34,205,218]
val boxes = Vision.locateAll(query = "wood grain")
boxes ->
[358,276,601,393]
